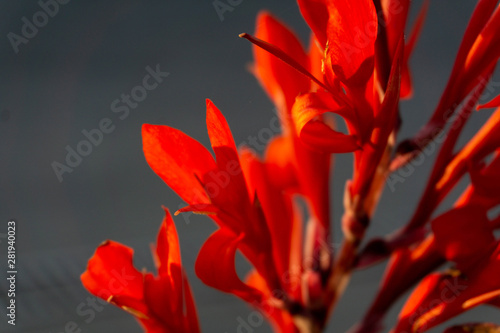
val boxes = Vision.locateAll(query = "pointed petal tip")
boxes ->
[161,205,171,216]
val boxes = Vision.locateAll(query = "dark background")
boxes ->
[0,1,498,332]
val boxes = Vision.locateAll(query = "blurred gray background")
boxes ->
[0,1,499,332]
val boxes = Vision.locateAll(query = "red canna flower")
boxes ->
[142,99,303,331]
[81,209,200,333]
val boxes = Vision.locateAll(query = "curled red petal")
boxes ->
[81,240,145,309]
[195,228,263,303]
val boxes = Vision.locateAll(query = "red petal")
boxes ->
[151,210,184,319]
[263,135,298,191]
[81,240,145,305]
[468,153,500,207]
[394,273,445,333]
[292,134,332,229]
[182,272,201,333]
[204,100,250,206]
[155,209,181,277]
[239,148,297,288]
[206,99,238,155]
[431,206,495,266]
[309,34,326,88]
[297,0,329,48]
[381,0,411,59]
[400,62,413,99]
[324,0,377,84]
[147,213,200,333]
[144,273,179,329]
[195,228,263,303]
[293,91,358,132]
[252,12,310,117]
[142,124,216,204]
[463,5,500,86]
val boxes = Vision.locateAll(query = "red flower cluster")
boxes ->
[82,1,500,332]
